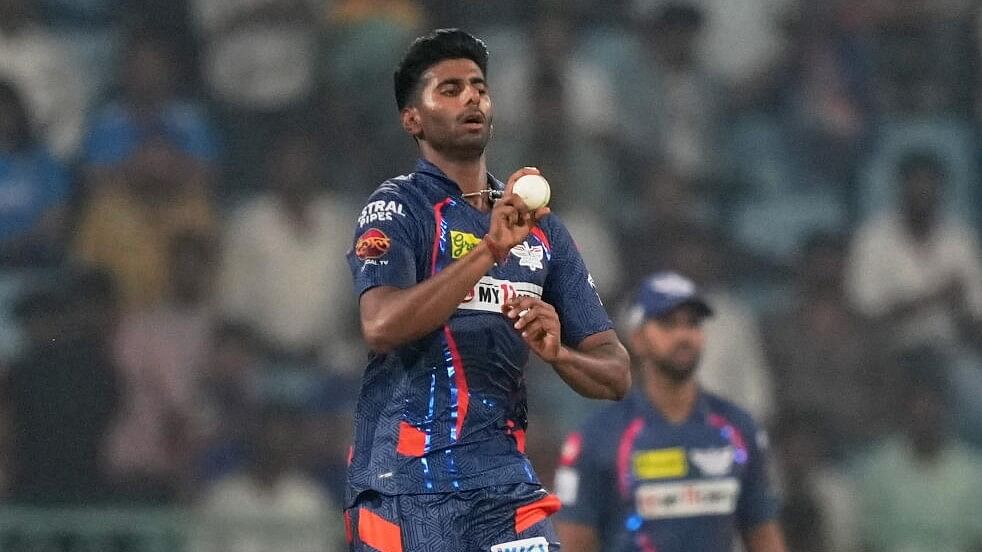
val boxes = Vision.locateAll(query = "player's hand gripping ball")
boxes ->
[513,174,551,210]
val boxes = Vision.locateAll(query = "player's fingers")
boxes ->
[505,166,540,195]
[511,194,530,214]
[513,305,539,330]
[498,193,531,223]
[531,206,551,224]
[493,204,518,227]
[505,296,555,316]
[504,296,538,317]
[520,318,548,340]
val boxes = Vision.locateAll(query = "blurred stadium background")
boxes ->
[0,0,981,550]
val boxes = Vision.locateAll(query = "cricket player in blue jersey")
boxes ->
[554,272,787,552]
[343,29,631,552]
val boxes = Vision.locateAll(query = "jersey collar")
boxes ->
[414,158,504,198]
[630,386,712,427]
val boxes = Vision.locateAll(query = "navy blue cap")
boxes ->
[624,271,713,330]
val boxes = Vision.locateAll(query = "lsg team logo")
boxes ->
[510,241,544,271]
[355,228,391,260]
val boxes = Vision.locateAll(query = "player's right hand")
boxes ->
[485,167,551,258]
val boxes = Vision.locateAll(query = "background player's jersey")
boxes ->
[553,390,779,552]
[345,159,612,504]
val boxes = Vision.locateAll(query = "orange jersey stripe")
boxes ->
[515,494,562,534]
[396,420,427,457]
[358,508,404,552]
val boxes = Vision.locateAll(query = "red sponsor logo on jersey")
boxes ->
[560,432,583,466]
[356,228,391,260]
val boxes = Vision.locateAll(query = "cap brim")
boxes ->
[652,298,713,319]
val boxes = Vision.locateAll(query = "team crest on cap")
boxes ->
[355,228,391,260]
[649,272,696,297]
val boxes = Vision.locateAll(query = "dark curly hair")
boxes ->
[393,28,489,110]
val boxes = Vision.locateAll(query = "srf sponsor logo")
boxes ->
[355,228,390,260]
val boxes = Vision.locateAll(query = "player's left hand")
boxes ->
[504,296,562,363]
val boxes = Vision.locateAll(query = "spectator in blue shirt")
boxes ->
[81,31,218,194]
[0,80,70,266]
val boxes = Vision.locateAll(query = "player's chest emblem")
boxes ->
[689,446,734,477]
[510,241,544,271]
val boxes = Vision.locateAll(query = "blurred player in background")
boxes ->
[554,272,786,552]
[343,29,631,551]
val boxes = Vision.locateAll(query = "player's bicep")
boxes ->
[737,428,780,531]
[742,521,787,552]
[554,431,612,530]
[541,222,612,345]
[573,329,626,357]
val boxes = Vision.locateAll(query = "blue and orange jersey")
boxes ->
[345,159,612,504]
[553,390,779,552]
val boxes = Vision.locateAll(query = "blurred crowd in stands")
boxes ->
[0,0,981,550]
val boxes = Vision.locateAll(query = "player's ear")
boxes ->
[401,107,422,137]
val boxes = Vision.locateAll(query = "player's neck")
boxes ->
[645,370,699,424]
[422,150,488,196]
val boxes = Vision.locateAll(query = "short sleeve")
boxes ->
[735,424,780,532]
[553,428,616,530]
[346,188,422,297]
[541,218,613,346]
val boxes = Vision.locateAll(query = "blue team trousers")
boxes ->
[345,483,561,551]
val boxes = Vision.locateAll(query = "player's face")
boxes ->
[402,58,492,159]
[901,168,942,226]
[634,305,705,381]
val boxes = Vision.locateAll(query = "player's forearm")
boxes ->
[743,521,787,552]
[550,334,630,400]
[360,242,498,352]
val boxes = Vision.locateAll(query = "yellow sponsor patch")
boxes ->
[451,230,482,259]
[633,448,687,479]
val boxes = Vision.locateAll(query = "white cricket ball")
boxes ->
[513,174,551,210]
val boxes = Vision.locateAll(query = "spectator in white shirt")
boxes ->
[218,130,359,370]
[845,149,982,353]
[195,403,341,552]
[0,0,88,160]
